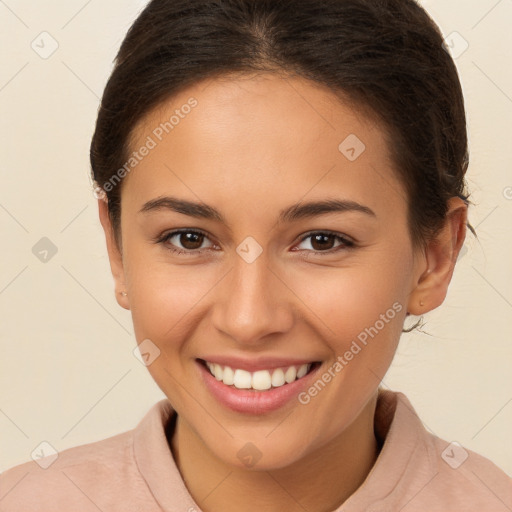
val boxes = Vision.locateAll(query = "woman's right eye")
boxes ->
[158,229,216,256]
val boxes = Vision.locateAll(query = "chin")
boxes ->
[208,432,313,471]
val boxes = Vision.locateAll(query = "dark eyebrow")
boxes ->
[139,196,376,225]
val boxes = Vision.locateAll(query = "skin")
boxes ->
[98,72,467,512]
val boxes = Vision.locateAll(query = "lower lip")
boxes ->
[196,360,321,415]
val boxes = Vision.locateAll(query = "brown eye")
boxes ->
[159,229,214,255]
[176,231,205,250]
[295,231,354,255]
[309,233,337,251]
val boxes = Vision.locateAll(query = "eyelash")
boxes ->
[155,229,355,257]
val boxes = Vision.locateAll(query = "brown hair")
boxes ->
[90,0,476,331]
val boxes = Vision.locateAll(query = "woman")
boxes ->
[1,0,511,510]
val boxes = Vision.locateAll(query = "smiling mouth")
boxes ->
[198,359,321,391]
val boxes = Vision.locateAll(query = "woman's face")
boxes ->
[101,72,436,469]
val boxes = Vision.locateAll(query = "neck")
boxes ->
[170,393,380,512]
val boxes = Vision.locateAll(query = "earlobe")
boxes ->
[98,199,130,310]
[406,197,468,316]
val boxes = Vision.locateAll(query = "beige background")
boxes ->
[1,0,511,476]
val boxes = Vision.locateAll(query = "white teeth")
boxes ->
[284,366,297,383]
[204,361,313,391]
[271,368,285,387]
[222,365,234,386]
[297,363,308,378]
[233,369,252,389]
[252,370,272,390]
[213,364,223,381]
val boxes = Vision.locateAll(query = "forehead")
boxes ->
[124,72,407,225]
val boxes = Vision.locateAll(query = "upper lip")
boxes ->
[197,356,319,372]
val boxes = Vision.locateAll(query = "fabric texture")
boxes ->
[1,389,511,511]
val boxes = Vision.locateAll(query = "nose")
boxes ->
[210,252,294,346]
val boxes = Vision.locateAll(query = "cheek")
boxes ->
[287,254,409,374]
[124,260,221,399]
[124,247,220,346]
[294,257,408,332]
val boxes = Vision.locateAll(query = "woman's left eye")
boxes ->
[156,229,354,256]
[294,231,354,254]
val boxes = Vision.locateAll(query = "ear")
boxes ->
[407,196,468,316]
[98,198,130,310]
